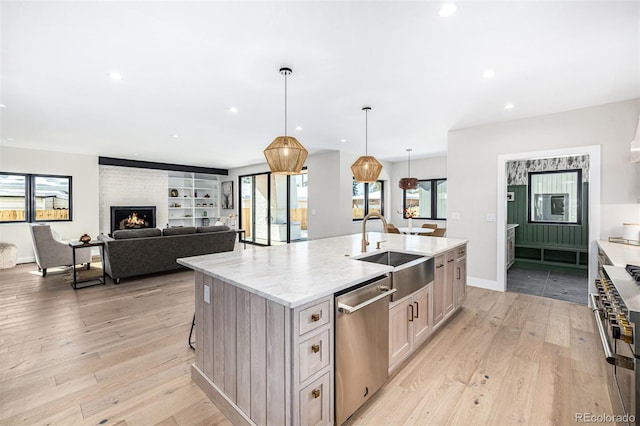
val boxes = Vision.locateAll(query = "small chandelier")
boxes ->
[398,148,419,190]
[351,106,383,183]
[264,67,308,175]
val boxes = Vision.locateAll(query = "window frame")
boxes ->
[0,172,73,224]
[401,178,447,220]
[352,179,385,221]
[527,169,582,225]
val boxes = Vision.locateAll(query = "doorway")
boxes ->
[239,169,308,246]
[496,146,601,300]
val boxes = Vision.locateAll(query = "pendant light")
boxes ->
[264,67,308,175]
[351,106,383,183]
[398,148,419,190]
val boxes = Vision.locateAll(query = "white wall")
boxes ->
[447,98,640,290]
[99,165,168,234]
[0,146,99,263]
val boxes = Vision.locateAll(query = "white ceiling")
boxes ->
[1,1,638,170]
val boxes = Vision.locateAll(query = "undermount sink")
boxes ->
[354,251,434,301]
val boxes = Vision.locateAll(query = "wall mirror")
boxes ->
[528,169,581,224]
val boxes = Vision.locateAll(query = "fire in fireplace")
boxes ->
[110,206,156,234]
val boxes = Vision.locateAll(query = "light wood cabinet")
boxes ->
[193,274,333,426]
[388,284,433,372]
[444,250,455,317]
[455,246,467,308]
[432,254,445,326]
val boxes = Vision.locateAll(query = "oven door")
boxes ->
[590,293,636,425]
[614,339,636,426]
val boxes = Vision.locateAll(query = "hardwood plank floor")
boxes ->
[1,263,612,425]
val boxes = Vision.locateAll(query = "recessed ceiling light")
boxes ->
[229,106,238,113]
[482,69,495,79]
[7,138,14,141]
[439,3,457,17]
[504,103,515,110]
[295,126,303,131]
[133,152,139,156]
[171,134,179,138]
[107,72,123,81]
[0,104,6,108]
[340,139,347,143]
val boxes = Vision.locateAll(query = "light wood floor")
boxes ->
[1,263,613,425]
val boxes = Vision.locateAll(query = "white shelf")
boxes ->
[168,172,221,226]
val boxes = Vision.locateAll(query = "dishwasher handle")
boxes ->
[338,288,397,314]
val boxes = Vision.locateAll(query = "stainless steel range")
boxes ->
[591,264,640,425]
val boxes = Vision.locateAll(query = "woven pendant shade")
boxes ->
[398,177,419,190]
[351,155,383,183]
[264,67,308,175]
[264,136,308,175]
[352,106,383,183]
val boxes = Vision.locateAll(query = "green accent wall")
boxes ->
[507,183,589,274]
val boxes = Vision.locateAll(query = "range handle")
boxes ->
[590,293,635,370]
[338,288,397,314]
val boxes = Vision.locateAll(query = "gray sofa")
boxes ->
[98,226,236,283]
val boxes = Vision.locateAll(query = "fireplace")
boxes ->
[110,206,156,234]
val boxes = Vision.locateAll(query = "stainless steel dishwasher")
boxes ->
[335,275,396,425]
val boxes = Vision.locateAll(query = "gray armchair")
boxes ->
[29,224,91,277]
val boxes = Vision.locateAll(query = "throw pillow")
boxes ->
[196,225,230,233]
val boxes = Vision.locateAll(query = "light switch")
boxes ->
[451,212,460,220]
[311,209,316,215]
[204,284,210,304]
[486,213,496,222]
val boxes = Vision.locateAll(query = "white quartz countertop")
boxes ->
[598,240,640,267]
[178,233,467,308]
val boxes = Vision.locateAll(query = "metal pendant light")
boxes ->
[351,106,383,183]
[398,148,419,190]
[264,67,308,175]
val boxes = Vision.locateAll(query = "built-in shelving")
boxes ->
[168,172,220,227]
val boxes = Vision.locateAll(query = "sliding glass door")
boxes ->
[239,169,307,246]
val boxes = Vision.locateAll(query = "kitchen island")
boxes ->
[178,232,468,425]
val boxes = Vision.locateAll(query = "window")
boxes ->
[352,179,384,220]
[528,169,581,224]
[402,178,446,220]
[0,173,72,223]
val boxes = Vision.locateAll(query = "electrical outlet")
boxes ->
[486,213,497,222]
[204,284,210,304]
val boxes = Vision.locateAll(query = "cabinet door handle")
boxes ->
[414,301,419,318]
[457,267,461,280]
[408,304,414,322]
[447,259,454,263]
[312,388,321,399]
[311,344,320,353]
[436,264,444,269]
[311,313,320,322]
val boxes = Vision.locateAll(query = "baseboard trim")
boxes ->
[17,256,35,264]
[468,276,502,292]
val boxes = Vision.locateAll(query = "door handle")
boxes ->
[457,267,461,280]
[338,288,397,314]
[414,301,419,318]
[408,304,414,322]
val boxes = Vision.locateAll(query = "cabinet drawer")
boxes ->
[457,245,467,257]
[299,300,330,335]
[299,372,331,426]
[299,329,330,382]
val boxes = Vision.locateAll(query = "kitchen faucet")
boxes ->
[361,212,388,252]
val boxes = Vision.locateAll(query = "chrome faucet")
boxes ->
[361,212,388,252]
